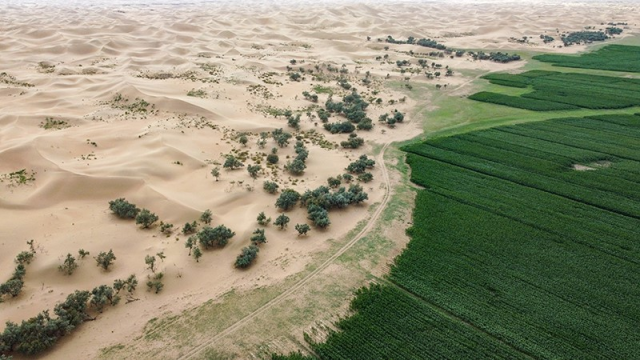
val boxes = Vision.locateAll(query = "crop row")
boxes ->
[309,284,522,359]
[390,190,640,359]
[404,153,639,263]
[473,70,640,110]
[468,91,578,111]
[533,44,640,73]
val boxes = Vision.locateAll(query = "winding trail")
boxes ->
[177,142,393,359]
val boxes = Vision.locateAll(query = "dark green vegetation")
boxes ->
[470,69,640,110]
[534,44,640,72]
[560,30,610,46]
[1,275,136,356]
[277,113,640,359]
[108,198,140,219]
[0,250,35,300]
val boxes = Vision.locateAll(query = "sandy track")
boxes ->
[176,142,391,359]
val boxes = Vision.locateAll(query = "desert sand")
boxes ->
[1,0,639,358]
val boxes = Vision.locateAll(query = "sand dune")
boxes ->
[1,0,639,358]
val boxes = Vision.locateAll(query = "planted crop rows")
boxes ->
[533,44,640,73]
[277,113,640,359]
[469,68,640,111]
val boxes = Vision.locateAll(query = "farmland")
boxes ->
[469,69,640,110]
[277,113,640,359]
[533,44,640,72]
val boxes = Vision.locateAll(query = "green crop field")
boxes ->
[469,70,640,111]
[276,114,640,359]
[533,44,640,72]
[275,43,640,360]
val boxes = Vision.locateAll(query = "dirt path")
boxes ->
[177,142,393,359]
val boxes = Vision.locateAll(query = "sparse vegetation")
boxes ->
[187,88,207,98]
[40,117,69,130]
[0,169,36,187]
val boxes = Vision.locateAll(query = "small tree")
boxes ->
[113,275,138,295]
[263,181,279,194]
[274,214,290,230]
[238,134,248,146]
[275,189,301,210]
[200,209,213,225]
[193,247,203,262]
[78,249,90,259]
[250,228,267,245]
[223,155,244,170]
[198,225,235,249]
[327,177,341,188]
[145,255,156,272]
[285,158,306,175]
[146,273,164,294]
[136,208,159,229]
[247,164,262,179]
[182,221,198,235]
[15,251,34,265]
[185,235,197,255]
[295,223,311,236]
[156,252,166,262]
[308,204,331,228]
[90,285,120,312]
[95,250,116,271]
[266,153,279,164]
[257,211,271,226]
[235,245,259,268]
[108,198,140,219]
[358,172,374,182]
[58,254,78,275]
[1,278,24,298]
[160,221,174,236]
[211,167,220,181]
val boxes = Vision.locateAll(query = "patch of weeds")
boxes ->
[37,62,55,74]
[0,72,34,87]
[197,62,223,76]
[313,85,333,95]
[106,93,158,116]
[259,72,283,85]
[253,104,290,118]
[247,84,275,99]
[40,117,70,130]
[187,88,207,98]
[0,169,37,186]
[137,70,199,81]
